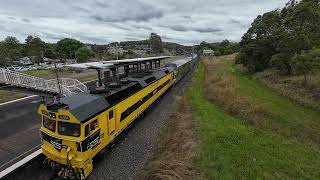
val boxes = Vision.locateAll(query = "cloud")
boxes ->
[94,0,110,8]
[0,0,288,45]
[164,25,222,33]
[230,19,241,24]
[21,18,31,23]
[89,1,163,23]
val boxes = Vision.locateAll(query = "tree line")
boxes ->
[0,32,183,67]
[198,40,239,56]
[0,36,95,66]
[236,0,320,84]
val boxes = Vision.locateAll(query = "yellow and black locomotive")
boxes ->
[38,57,195,179]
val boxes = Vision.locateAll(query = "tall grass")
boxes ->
[255,69,320,111]
[203,57,268,128]
[142,96,199,180]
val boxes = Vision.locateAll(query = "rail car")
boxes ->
[166,57,195,83]
[38,57,196,179]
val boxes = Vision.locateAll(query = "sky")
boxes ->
[0,0,288,45]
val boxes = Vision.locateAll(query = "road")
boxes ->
[0,80,97,167]
[0,96,41,166]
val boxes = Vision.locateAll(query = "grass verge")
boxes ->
[142,95,199,180]
[203,55,320,144]
[254,69,320,111]
[23,70,50,77]
[190,61,320,179]
[0,90,27,103]
[76,74,97,82]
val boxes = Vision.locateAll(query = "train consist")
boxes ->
[38,57,197,179]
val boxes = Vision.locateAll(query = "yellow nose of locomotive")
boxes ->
[39,104,93,179]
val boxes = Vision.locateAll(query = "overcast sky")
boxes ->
[0,0,288,45]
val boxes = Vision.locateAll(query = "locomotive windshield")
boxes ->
[58,121,81,137]
[43,117,56,132]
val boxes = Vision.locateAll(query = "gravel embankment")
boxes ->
[5,67,193,180]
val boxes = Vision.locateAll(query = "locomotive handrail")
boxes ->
[0,68,87,96]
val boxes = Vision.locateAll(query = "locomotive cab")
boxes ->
[39,104,94,179]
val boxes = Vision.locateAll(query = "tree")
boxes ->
[237,10,282,72]
[43,44,57,59]
[24,35,46,64]
[56,38,83,59]
[75,46,95,63]
[3,36,21,62]
[4,36,20,49]
[215,39,239,55]
[290,48,320,86]
[150,33,163,54]
[237,0,320,74]
[270,53,292,74]
[0,42,8,67]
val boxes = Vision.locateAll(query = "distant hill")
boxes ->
[90,39,193,56]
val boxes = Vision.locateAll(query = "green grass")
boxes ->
[76,74,97,82]
[189,63,320,179]
[23,70,50,77]
[227,62,320,144]
[0,90,27,103]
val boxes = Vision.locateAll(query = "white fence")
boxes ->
[0,68,87,96]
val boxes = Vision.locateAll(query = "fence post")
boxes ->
[17,74,21,84]
[2,69,7,82]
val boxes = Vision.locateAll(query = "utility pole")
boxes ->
[192,45,194,60]
[54,63,62,95]
[149,33,152,56]
[116,43,119,60]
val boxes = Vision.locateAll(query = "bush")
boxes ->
[290,48,320,85]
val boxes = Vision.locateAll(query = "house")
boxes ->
[19,57,32,65]
[107,46,128,55]
[65,59,77,64]
[134,45,151,51]
[133,50,148,57]
[43,57,53,62]
[203,49,214,56]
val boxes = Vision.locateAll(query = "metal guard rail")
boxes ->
[0,68,87,96]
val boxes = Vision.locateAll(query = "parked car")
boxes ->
[6,66,24,71]
[28,66,38,70]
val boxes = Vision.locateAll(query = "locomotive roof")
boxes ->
[66,56,171,69]
[57,67,174,123]
[60,94,109,123]
[171,57,193,67]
